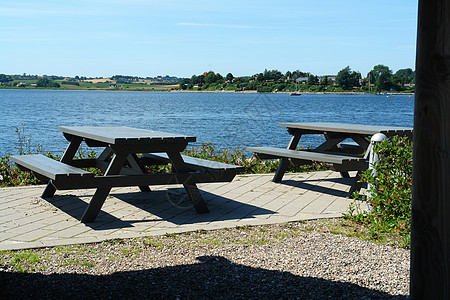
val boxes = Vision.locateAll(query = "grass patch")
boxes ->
[1,250,44,273]
[0,218,409,275]
[119,247,141,256]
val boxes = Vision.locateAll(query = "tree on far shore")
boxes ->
[36,77,60,88]
[335,66,361,90]
[367,65,393,91]
[0,74,13,83]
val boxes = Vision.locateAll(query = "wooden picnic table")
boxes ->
[12,126,243,222]
[247,122,413,196]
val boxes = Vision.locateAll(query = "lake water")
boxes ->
[0,89,414,155]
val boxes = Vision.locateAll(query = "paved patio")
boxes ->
[0,171,367,251]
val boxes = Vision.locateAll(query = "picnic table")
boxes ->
[247,122,413,196]
[12,126,243,222]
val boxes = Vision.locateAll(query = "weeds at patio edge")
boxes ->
[344,136,413,249]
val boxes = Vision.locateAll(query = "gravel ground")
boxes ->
[0,219,410,299]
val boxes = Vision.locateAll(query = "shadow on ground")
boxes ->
[111,189,275,225]
[46,189,275,230]
[0,255,406,299]
[281,178,351,197]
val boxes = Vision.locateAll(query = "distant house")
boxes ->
[109,84,117,88]
[316,76,336,84]
[296,77,309,83]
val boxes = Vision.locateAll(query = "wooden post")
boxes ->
[411,0,450,298]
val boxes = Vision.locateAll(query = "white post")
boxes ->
[367,133,387,202]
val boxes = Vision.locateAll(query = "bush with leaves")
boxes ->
[346,136,412,246]
[0,153,42,187]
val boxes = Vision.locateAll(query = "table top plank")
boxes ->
[279,122,413,136]
[58,126,196,145]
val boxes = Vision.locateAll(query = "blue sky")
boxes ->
[1,0,418,78]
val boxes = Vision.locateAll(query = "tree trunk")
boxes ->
[411,0,450,298]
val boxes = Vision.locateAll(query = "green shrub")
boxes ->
[256,86,273,93]
[36,77,60,88]
[346,136,412,246]
[0,153,42,187]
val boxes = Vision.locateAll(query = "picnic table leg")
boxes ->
[167,152,209,213]
[348,170,364,198]
[127,154,151,192]
[81,153,128,223]
[273,132,302,182]
[340,134,369,180]
[42,137,82,198]
[97,147,114,163]
[340,171,350,178]
[96,149,150,192]
[349,134,370,150]
[316,134,351,178]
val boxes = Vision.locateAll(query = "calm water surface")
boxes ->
[0,89,414,155]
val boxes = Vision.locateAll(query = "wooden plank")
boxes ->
[52,172,237,190]
[410,0,450,298]
[315,137,346,151]
[280,122,413,137]
[142,153,244,172]
[58,126,196,145]
[11,154,93,180]
[246,147,364,165]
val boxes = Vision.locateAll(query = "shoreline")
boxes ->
[0,87,414,95]
[173,90,414,95]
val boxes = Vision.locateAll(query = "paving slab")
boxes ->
[0,171,367,251]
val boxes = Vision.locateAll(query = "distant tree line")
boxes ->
[111,74,179,84]
[0,74,61,88]
[179,65,415,93]
[36,77,60,88]
[1,65,415,92]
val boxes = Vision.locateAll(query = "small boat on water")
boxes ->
[290,79,302,96]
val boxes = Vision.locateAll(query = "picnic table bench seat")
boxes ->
[11,154,94,181]
[142,153,245,174]
[246,146,368,172]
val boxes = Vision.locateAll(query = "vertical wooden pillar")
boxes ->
[411,0,450,298]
